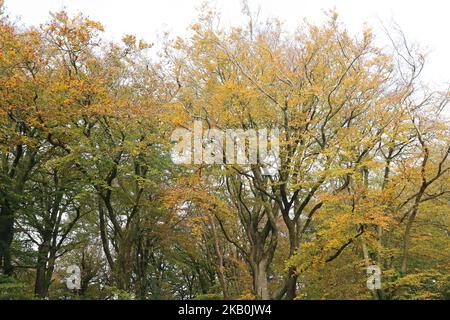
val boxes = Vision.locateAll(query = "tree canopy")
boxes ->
[0,3,449,300]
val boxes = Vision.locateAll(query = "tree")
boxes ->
[166,8,430,299]
[0,4,448,300]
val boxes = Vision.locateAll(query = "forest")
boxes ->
[0,1,449,300]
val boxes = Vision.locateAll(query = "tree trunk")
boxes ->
[253,260,269,300]
[34,240,51,298]
[210,218,228,299]
[284,267,298,300]
[34,264,51,298]
[0,205,14,276]
[401,210,417,274]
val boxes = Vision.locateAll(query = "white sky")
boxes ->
[4,0,450,88]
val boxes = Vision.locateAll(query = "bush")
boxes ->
[0,275,33,300]
[194,293,223,300]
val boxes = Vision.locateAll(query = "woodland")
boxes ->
[0,1,449,300]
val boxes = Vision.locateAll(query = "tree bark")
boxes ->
[210,217,228,299]
[0,205,14,276]
[253,260,269,300]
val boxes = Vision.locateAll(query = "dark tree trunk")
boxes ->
[34,239,51,298]
[0,205,14,276]
[284,267,298,300]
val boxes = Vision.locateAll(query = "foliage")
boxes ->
[0,3,448,300]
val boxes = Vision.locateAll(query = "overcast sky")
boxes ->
[4,0,450,88]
